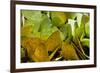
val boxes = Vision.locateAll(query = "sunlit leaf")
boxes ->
[76,13,83,27]
[68,19,76,36]
[81,38,90,48]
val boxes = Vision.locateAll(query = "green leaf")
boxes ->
[76,13,83,27]
[21,47,26,58]
[81,38,90,48]
[51,12,67,27]
[40,14,52,31]
[60,23,72,41]
[79,14,89,36]
[21,10,42,22]
[66,12,78,19]
[81,14,89,25]
[40,14,58,40]
[85,22,90,38]
[68,19,76,36]
[21,10,42,33]
[73,14,90,40]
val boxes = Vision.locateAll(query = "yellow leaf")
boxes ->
[33,43,50,62]
[21,25,33,37]
[46,31,62,51]
[21,37,49,62]
[51,12,67,27]
[61,42,79,60]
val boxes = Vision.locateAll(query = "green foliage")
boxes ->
[21,10,90,62]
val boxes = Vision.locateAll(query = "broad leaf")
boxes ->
[51,12,67,27]
[60,23,72,41]
[61,42,79,60]
[46,31,62,51]
[21,37,49,62]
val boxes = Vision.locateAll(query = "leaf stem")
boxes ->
[49,46,60,60]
